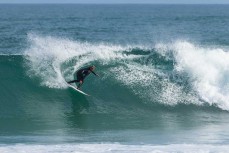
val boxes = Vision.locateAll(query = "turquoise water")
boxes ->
[1,4,229,152]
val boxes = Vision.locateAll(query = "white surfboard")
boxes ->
[67,83,90,96]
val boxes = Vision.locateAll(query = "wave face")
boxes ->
[19,34,229,111]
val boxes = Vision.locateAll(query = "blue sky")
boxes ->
[0,0,229,4]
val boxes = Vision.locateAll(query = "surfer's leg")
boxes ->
[77,80,83,89]
[76,73,84,88]
[68,73,83,84]
[67,80,79,84]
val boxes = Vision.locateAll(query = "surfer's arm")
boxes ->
[91,70,99,77]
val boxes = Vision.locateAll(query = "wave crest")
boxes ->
[24,33,229,110]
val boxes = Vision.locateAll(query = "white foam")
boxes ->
[25,33,189,106]
[24,33,137,89]
[24,33,229,110]
[156,41,229,110]
[0,143,229,153]
[110,60,199,106]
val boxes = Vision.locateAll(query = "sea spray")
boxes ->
[156,41,229,110]
[24,34,229,110]
[24,33,130,89]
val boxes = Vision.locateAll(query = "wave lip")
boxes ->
[156,41,229,110]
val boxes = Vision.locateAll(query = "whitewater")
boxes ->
[24,33,229,110]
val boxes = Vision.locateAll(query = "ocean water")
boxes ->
[1,4,229,152]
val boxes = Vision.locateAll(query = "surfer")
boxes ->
[67,65,99,89]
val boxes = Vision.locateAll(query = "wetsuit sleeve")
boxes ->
[91,70,98,76]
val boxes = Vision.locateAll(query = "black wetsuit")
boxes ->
[67,67,97,84]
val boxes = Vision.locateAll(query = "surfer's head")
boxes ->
[89,65,96,71]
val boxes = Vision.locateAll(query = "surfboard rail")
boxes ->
[67,83,90,96]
